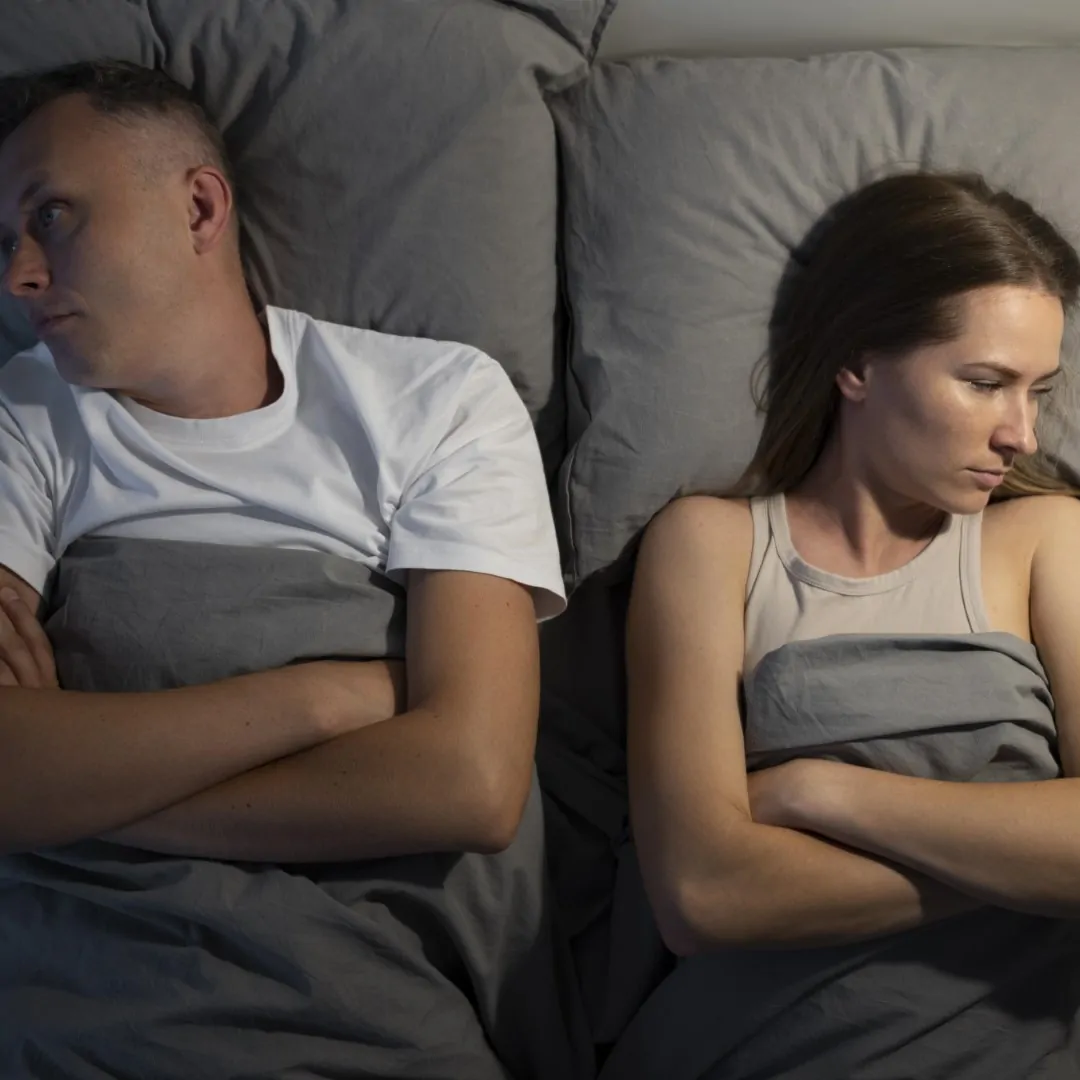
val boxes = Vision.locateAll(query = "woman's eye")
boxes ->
[968,380,1000,393]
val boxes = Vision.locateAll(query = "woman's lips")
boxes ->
[969,469,1006,489]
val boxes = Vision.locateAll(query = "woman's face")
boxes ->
[846,285,1065,514]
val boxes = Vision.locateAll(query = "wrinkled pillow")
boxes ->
[0,0,617,467]
[552,48,1080,584]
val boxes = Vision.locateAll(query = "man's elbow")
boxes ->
[463,811,522,855]
[458,749,533,855]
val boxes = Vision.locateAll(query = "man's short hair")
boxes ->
[0,59,234,186]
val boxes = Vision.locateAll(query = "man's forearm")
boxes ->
[673,819,980,953]
[106,703,531,862]
[0,667,335,853]
[792,764,1080,918]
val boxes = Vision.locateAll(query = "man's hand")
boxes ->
[0,586,57,689]
[100,571,538,862]
[303,657,407,734]
[0,575,403,717]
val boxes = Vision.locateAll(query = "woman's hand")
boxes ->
[0,586,58,688]
[747,758,844,830]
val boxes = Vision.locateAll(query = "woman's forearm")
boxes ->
[787,763,1080,918]
[665,819,981,955]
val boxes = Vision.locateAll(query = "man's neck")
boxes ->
[123,303,278,420]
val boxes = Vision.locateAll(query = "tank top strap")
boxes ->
[958,510,992,633]
[746,496,771,603]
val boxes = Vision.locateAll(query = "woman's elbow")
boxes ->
[651,868,766,956]
[656,903,708,958]
[645,871,718,957]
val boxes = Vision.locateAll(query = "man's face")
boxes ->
[0,94,190,388]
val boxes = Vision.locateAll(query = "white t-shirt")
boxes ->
[0,306,566,619]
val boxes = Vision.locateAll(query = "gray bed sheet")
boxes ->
[0,537,590,1080]
[600,632,1080,1080]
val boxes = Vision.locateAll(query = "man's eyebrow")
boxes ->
[0,178,46,236]
[17,179,46,210]
[965,361,1062,383]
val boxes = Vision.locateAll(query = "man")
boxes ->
[0,59,568,1069]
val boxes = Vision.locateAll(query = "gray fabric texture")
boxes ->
[0,0,617,467]
[538,579,642,1043]
[745,632,1061,778]
[552,47,1080,584]
[599,632,1080,1080]
[0,536,591,1080]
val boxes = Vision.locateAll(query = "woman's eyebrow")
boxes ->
[965,361,1062,382]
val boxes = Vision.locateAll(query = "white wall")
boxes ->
[597,0,1080,59]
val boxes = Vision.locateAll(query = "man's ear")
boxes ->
[836,353,873,403]
[187,164,234,254]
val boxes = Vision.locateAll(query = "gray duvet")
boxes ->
[601,632,1080,1080]
[0,537,588,1080]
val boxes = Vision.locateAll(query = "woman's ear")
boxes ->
[836,354,872,403]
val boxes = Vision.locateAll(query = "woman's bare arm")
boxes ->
[626,496,981,955]
[757,495,1080,919]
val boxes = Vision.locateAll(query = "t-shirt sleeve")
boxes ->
[385,357,567,620]
[0,397,56,596]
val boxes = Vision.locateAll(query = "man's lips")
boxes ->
[32,312,76,335]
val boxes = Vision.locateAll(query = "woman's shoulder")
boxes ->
[983,494,1080,605]
[984,493,1080,551]
[646,494,753,543]
[638,495,755,585]
[632,496,755,652]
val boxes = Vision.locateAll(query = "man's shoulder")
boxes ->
[277,306,506,395]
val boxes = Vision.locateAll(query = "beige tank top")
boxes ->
[744,493,992,687]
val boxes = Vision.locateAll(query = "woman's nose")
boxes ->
[993,397,1039,458]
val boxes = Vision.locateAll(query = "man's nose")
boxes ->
[1,237,50,298]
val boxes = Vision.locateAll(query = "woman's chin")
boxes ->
[937,483,996,516]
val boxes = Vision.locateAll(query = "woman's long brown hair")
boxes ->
[726,172,1080,501]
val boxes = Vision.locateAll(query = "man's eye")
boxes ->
[36,203,63,229]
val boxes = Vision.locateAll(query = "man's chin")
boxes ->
[50,349,104,388]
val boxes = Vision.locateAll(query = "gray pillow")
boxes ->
[0,0,617,467]
[552,48,1080,584]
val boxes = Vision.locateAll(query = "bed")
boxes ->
[3,2,1080,1077]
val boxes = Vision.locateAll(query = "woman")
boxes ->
[619,172,1080,1078]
